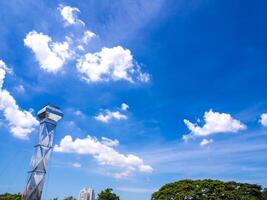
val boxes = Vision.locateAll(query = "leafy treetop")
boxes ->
[97,188,120,200]
[0,193,21,200]
[151,179,267,200]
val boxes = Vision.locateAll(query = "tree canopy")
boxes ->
[97,188,120,200]
[151,179,267,200]
[63,196,76,200]
[0,193,21,200]
[263,189,267,199]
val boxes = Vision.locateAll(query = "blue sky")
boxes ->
[0,0,267,200]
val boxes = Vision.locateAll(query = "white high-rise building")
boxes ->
[78,188,95,200]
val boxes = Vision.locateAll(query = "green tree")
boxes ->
[63,196,76,200]
[151,179,265,200]
[97,188,120,200]
[0,193,21,200]
[262,189,267,199]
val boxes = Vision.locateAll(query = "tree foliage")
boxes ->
[151,179,266,200]
[263,189,267,199]
[0,193,21,200]
[97,188,120,200]
[63,196,76,200]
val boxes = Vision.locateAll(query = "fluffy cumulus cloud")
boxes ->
[0,60,38,139]
[54,135,153,178]
[24,31,72,73]
[121,103,129,111]
[0,60,6,89]
[260,113,267,127]
[24,4,150,84]
[95,110,127,123]
[76,46,150,83]
[58,4,85,26]
[200,138,213,147]
[183,110,246,141]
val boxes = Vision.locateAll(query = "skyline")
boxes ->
[0,1,267,200]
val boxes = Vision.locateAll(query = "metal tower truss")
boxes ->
[22,104,63,200]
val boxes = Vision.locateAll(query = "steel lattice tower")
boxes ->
[22,104,63,200]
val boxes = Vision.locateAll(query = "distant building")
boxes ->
[78,188,95,200]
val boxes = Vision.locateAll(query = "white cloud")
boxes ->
[24,31,72,73]
[0,60,38,139]
[121,103,129,111]
[112,170,132,179]
[54,135,153,178]
[15,85,25,93]
[183,110,246,141]
[0,60,6,89]
[75,30,96,52]
[200,138,213,147]
[74,110,84,117]
[72,162,81,168]
[82,30,96,44]
[58,5,85,26]
[95,110,127,123]
[24,5,149,85]
[260,113,267,127]
[101,137,119,147]
[76,46,150,83]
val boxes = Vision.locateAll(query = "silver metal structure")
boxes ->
[22,104,63,200]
